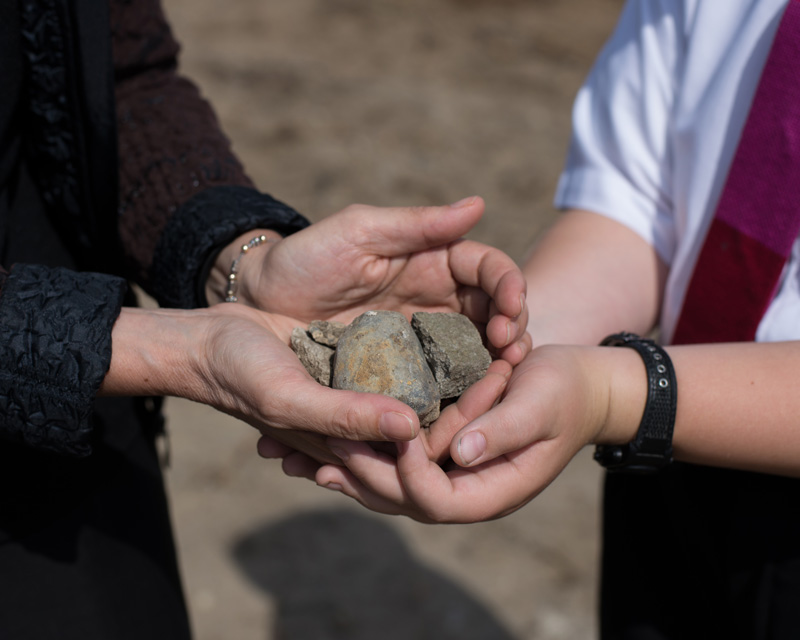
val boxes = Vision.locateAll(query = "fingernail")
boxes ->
[519,293,526,318]
[379,411,415,440]
[329,445,350,462]
[458,431,487,466]
[321,482,343,492]
[450,196,477,209]
[505,321,519,347]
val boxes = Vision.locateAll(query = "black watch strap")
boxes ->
[594,332,678,473]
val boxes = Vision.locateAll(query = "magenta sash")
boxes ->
[672,0,800,344]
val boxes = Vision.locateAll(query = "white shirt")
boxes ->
[554,0,800,343]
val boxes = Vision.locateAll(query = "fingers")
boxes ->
[347,196,487,257]
[492,330,532,367]
[323,440,408,504]
[255,433,324,481]
[282,451,323,481]
[449,361,546,468]
[256,434,296,459]
[316,444,419,517]
[317,435,457,521]
[458,285,529,365]
[424,359,512,462]
[264,379,421,444]
[449,239,527,321]
[448,240,528,360]
[320,419,556,523]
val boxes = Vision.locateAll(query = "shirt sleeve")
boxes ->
[554,0,688,265]
[0,264,127,457]
[110,0,310,307]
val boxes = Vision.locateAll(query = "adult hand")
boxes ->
[102,304,432,461]
[258,358,516,485]
[310,345,646,523]
[226,197,529,363]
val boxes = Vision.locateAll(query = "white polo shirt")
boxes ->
[554,0,800,344]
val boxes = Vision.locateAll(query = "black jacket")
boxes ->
[0,0,309,457]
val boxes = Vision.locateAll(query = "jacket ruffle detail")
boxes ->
[20,0,83,241]
[148,185,310,308]
[0,264,127,456]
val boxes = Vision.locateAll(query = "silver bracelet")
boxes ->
[224,234,278,303]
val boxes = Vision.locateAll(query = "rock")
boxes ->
[291,327,335,386]
[332,310,440,426]
[308,320,347,347]
[411,311,491,399]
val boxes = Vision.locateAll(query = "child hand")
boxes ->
[313,345,645,523]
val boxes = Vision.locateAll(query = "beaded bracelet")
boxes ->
[224,234,278,303]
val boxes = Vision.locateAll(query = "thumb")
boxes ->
[360,196,485,257]
[449,392,538,468]
[267,382,420,443]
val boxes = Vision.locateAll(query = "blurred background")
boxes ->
[159,1,625,638]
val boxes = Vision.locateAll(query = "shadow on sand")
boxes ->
[232,508,515,640]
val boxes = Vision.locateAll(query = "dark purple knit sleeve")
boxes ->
[110,0,309,307]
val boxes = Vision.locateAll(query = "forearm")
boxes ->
[524,210,667,346]
[99,307,207,399]
[110,0,310,306]
[668,341,800,476]
[598,340,800,477]
[112,0,253,283]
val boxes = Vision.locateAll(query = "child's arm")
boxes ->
[310,211,800,522]
[522,209,667,346]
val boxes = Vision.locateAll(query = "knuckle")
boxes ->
[327,401,368,440]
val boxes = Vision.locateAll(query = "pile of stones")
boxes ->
[291,310,492,426]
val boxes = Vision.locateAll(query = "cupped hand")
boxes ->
[189,303,426,454]
[238,197,528,363]
[310,345,627,523]
[257,358,515,487]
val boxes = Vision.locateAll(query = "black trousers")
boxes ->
[600,464,800,640]
[0,396,192,640]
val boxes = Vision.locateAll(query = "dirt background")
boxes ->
[158,1,625,638]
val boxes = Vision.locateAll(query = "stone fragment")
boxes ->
[308,320,347,347]
[332,310,440,426]
[291,327,335,386]
[411,311,491,399]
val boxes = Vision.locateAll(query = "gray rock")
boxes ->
[308,320,347,347]
[291,327,335,386]
[411,311,491,399]
[332,310,440,426]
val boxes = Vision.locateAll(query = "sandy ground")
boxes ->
[158,1,625,638]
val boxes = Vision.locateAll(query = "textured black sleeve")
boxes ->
[0,264,127,457]
[148,185,310,309]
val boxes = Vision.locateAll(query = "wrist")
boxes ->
[592,345,649,446]
[100,307,209,399]
[205,229,282,306]
[593,333,677,473]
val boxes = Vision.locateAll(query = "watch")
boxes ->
[593,332,678,473]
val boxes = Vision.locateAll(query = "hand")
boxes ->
[309,345,645,523]
[256,359,516,486]
[235,197,529,363]
[102,304,432,459]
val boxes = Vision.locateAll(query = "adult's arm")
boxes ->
[0,0,306,459]
[0,265,127,457]
[110,0,310,308]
